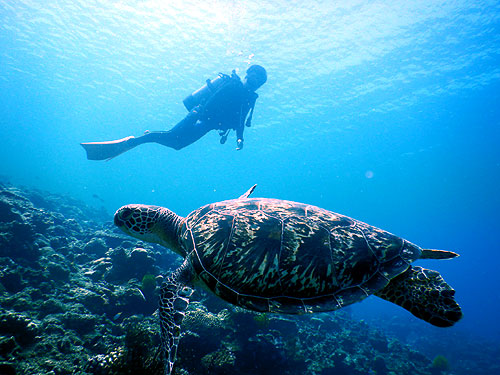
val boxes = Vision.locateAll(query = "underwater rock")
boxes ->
[47,224,68,237]
[108,281,155,316]
[104,246,158,283]
[41,315,68,336]
[39,298,67,318]
[90,230,132,249]
[236,332,290,374]
[373,355,388,375]
[268,316,299,337]
[324,351,365,375]
[0,221,38,261]
[0,362,16,375]
[60,311,98,335]
[83,237,109,257]
[369,330,389,353]
[48,235,72,252]
[46,262,70,281]
[0,270,24,293]
[0,199,24,223]
[201,349,236,374]
[0,310,39,347]
[130,247,155,269]
[0,335,20,358]
[85,257,113,280]
[85,317,162,375]
[72,287,109,316]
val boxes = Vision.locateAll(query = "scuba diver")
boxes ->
[81,65,267,160]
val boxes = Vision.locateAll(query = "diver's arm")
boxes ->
[236,108,245,139]
[235,93,258,150]
[235,120,244,151]
[235,94,248,150]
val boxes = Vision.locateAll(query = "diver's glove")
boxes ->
[236,139,244,150]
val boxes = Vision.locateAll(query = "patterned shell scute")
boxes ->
[181,198,421,313]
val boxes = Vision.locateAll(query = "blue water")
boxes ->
[1,0,499,350]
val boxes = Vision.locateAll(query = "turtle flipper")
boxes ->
[159,260,194,375]
[375,266,462,327]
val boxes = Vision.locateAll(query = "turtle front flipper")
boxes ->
[159,260,194,375]
[375,266,462,327]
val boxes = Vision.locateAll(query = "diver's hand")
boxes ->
[236,139,244,150]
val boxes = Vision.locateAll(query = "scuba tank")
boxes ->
[183,71,239,111]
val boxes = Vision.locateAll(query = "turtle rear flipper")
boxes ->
[159,260,194,375]
[375,266,462,327]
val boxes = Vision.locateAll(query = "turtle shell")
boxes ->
[179,198,421,314]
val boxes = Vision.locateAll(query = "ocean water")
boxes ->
[1,0,499,369]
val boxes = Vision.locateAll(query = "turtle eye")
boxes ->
[121,207,134,219]
[114,207,133,227]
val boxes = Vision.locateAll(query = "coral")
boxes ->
[0,270,24,293]
[140,273,157,296]
[83,237,109,257]
[60,311,98,335]
[373,356,388,375]
[178,305,233,365]
[0,363,16,375]
[85,319,162,375]
[253,312,270,329]
[0,336,20,359]
[235,333,291,374]
[201,349,236,374]
[0,311,39,346]
[183,305,232,334]
[46,262,70,281]
[104,247,158,283]
[431,354,450,373]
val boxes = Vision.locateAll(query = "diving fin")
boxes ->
[80,136,137,161]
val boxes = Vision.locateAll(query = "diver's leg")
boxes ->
[80,112,210,160]
[138,116,212,150]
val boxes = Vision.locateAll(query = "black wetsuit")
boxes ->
[141,76,258,150]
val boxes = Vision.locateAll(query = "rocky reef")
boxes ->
[0,183,498,375]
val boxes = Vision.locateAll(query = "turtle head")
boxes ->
[114,204,185,256]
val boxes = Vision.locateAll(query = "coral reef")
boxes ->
[0,183,498,375]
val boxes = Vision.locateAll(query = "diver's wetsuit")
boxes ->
[138,77,258,150]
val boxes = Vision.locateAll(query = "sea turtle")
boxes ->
[114,185,462,374]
